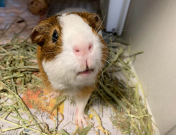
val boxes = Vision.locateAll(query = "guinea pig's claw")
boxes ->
[84,114,89,119]
[49,91,60,99]
[75,114,88,128]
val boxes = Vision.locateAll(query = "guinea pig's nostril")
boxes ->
[89,44,93,51]
[73,47,81,56]
[75,49,80,52]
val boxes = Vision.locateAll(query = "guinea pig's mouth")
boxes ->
[77,68,94,77]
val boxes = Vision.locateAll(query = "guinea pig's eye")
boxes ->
[52,30,58,43]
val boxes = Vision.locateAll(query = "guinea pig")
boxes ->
[30,11,108,128]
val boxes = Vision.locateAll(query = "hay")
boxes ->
[87,41,155,135]
[0,18,155,135]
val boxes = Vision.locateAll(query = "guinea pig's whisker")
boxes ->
[97,84,100,90]
[102,43,108,47]
[101,58,110,64]
[53,45,63,49]
[102,53,109,57]
[102,54,110,58]
[102,54,108,56]
[116,28,131,32]
[49,43,63,49]
[52,37,59,41]
[93,82,96,87]
[101,50,110,54]
[103,28,131,39]
[96,10,107,32]
[41,52,60,54]
[100,56,108,60]
[51,39,62,44]
[103,31,116,39]
[51,37,62,44]
[102,54,110,59]
[99,65,104,74]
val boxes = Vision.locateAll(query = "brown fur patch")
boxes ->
[31,15,63,93]
[76,86,95,98]
[67,12,105,32]
[99,35,108,65]
[31,15,62,62]
[36,46,53,93]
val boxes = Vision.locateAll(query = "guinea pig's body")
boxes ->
[31,9,108,128]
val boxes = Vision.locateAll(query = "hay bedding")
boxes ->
[0,3,155,134]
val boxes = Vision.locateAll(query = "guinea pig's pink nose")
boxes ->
[73,44,93,56]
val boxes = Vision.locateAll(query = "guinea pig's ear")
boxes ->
[75,12,105,32]
[30,25,46,46]
[87,13,105,31]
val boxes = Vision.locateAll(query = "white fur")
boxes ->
[75,95,90,127]
[42,13,103,95]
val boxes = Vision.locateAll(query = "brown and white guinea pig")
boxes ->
[30,9,108,128]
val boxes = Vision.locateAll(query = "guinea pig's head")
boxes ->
[31,12,107,90]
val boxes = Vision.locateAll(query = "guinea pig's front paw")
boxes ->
[49,91,60,99]
[75,113,89,128]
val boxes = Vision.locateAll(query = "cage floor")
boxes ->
[0,0,39,41]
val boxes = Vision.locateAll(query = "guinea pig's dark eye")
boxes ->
[52,30,58,43]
